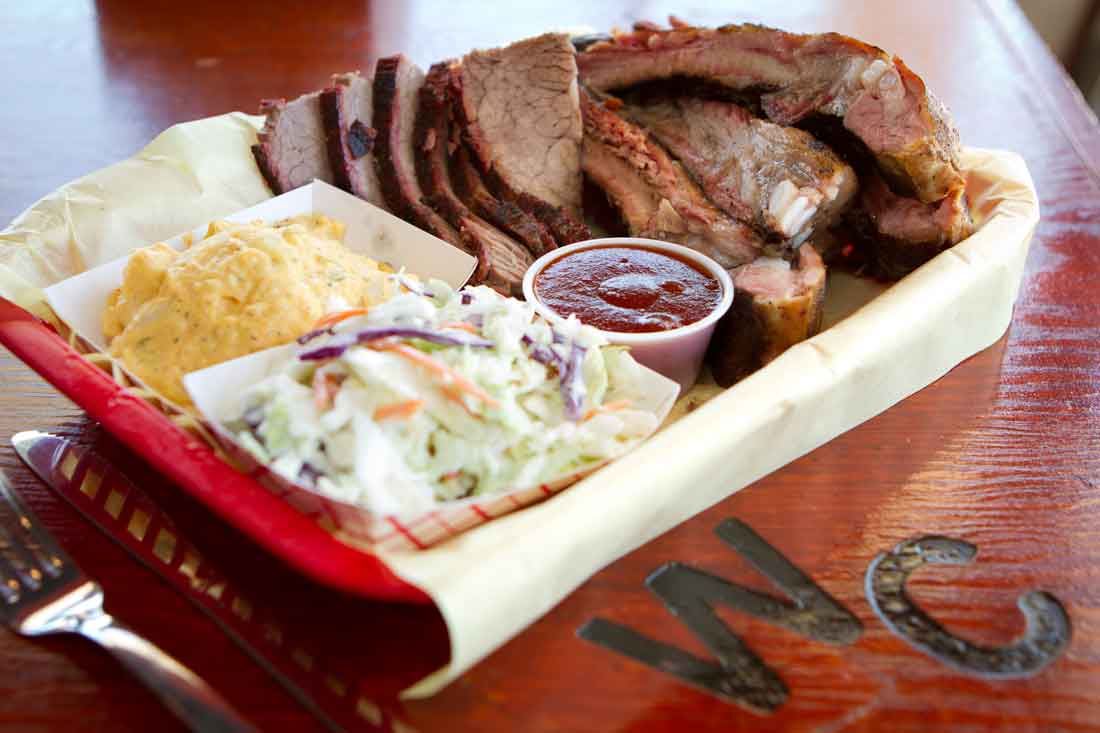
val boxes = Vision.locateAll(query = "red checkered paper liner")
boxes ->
[225,433,608,552]
[192,346,679,552]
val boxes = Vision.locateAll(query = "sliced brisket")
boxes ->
[415,61,534,296]
[452,145,556,257]
[578,23,964,205]
[854,172,974,278]
[372,54,463,247]
[320,71,384,206]
[707,244,827,386]
[581,89,762,269]
[621,96,857,248]
[455,33,591,244]
[252,92,335,194]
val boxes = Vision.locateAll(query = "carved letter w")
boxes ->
[578,519,862,713]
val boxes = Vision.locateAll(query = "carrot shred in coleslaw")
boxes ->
[313,308,370,330]
[373,399,425,421]
[372,341,501,408]
[583,399,633,421]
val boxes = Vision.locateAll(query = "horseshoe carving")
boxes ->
[866,536,1070,678]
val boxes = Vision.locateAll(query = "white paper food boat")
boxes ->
[44,180,679,551]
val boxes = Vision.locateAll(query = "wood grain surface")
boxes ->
[2,0,1099,731]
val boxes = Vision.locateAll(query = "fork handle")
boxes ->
[79,613,256,733]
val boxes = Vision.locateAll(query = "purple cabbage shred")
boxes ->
[297,326,335,345]
[559,343,587,421]
[299,326,493,361]
[398,276,434,299]
[298,462,323,487]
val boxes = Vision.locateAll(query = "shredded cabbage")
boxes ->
[226,278,659,515]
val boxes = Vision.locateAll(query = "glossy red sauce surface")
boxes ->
[534,246,722,333]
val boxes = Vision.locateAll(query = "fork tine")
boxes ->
[0,469,69,581]
[0,519,35,603]
[0,523,25,605]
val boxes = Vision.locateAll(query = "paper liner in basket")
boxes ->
[183,341,680,552]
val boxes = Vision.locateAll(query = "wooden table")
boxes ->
[2,1,1098,730]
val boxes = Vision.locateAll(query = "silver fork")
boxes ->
[0,469,255,732]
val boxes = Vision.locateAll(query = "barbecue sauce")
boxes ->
[534,246,722,333]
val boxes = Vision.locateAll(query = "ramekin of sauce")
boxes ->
[522,238,734,393]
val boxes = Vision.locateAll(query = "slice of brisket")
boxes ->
[706,244,827,386]
[581,89,762,269]
[372,54,463,247]
[854,172,974,278]
[621,96,857,248]
[252,91,335,194]
[578,23,964,205]
[455,33,591,244]
[320,71,384,206]
[416,61,533,295]
[452,145,556,257]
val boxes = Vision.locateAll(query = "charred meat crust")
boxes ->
[372,54,463,246]
[707,244,827,387]
[509,192,590,245]
[251,141,281,194]
[320,87,355,193]
[452,145,557,257]
[415,62,469,225]
[251,101,284,193]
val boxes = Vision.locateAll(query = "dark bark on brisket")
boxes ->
[251,131,281,194]
[452,145,556,257]
[372,54,463,247]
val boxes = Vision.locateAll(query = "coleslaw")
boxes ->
[227,277,665,516]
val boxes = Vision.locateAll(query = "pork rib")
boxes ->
[578,23,964,205]
[581,89,762,268]
[455,33,591,244]
[621,96,857,248]
[372,54,463,247]
[251,92,335,194]
[855,172,974,278]
[415,61,532,295]
[707,244,827,386]
[320,71,384,206]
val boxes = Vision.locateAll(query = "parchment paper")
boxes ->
[0,112,1038,699]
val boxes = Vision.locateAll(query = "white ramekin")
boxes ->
[522,237,734,395]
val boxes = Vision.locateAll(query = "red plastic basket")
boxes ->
[0,297,430,603]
